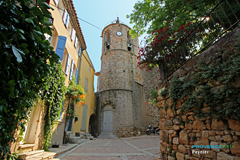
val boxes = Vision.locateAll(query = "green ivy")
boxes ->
[39,63,66,151]
[169,35,240,122]
[0,0,58,159]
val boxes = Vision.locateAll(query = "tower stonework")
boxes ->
[97,20,146,137]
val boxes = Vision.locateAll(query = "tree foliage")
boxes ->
[0,0,59,159]
[127,0,239,38]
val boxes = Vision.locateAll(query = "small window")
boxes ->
[85,78,88,92]
[89,65,91,71]
[74,37,78,48]
[65,54,71,75]
[71,29,76,42]
[127,31,132,51]
[104,30,110,50]
[62,9,69,28]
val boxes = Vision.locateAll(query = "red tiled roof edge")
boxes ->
[68,0,87,50]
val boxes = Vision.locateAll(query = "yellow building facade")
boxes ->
[72,50,95,135]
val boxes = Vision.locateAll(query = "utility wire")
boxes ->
[49,3,140,49]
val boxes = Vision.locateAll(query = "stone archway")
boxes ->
[102,105,113,132]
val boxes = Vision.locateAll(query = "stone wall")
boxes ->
[158,27,240,160]
[142,67,161,127]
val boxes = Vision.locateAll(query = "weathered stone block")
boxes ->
[224,131,231,135]
[160,142,167,153]
[211,141,220,152]
[186,123,193,130]
[202,131,209,139]
[160,109,167,119]
[188,115,195,121]
[203,150,216,159]
[196,132,201,138]
[211,119,227,130]
[173,137,179,144]
[209,131,215,136]
[173,125,180,130]
[182,115,187,121]
[178,144,187,154]
[193,120,206,130]
[168,130,174,134]
[173,119,180,125]
[215,135,222,141]
[176,152,185,160]
[168,156,175,160]
[176,99,183,109]
[179,130,189,144]
[209,136,216,141]
[231,142,240,156]
[159,121,165,130]
[206,124,211,130]
[160,130,169,142]
[167,109,174,118]
[216,131,224,135]
[164,120,173,130]
[228,119,240,131]
[217,152,235,160]
[194,139,209,146]
[173,144,178,150]
[233,136,239,141]
[222,135,233,142]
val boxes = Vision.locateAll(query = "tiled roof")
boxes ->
[65,0,87,50]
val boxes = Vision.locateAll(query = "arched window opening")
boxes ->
[104,30,110,50]
[127,31,132,51]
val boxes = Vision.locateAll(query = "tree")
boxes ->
[127,0,238,38]
[0,0,59,159]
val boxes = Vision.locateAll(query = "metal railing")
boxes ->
[162,0,240,80]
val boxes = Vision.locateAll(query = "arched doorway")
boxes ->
[89,114,97,137]
[102,105,113,132]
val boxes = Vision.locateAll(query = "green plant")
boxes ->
[160,87,168,97]
[148,88,158,106]
[170,34,240,123]
[0,0,58,159]
[40,63,66,151]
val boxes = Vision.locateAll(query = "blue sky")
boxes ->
[72,0,144,92]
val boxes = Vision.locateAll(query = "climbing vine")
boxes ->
[0,0,58,159]
[39,63,66,151]
[168,35,240,122]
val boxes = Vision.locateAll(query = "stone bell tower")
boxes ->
[97,18,146,138]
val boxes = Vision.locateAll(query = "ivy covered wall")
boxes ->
[158,26,240,160]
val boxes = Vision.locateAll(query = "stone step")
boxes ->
[98,132,118,139]
[18,144,34,153]
[27,152,56,160]
[18,150,44,160]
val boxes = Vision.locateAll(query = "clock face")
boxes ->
[116,31,122,36]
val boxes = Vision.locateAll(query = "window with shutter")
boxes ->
[74,37,78,48]
[79,47,81,57]
[55,36,67,61]
[69,60,74,80]
[85,78,88,92]
[81,105,88,131]
[75,69,78,84]
[62,9,69,28]
[65,54,71,76]
[71,29,76,42]
[54,0,58,5]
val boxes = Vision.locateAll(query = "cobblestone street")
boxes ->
[58,135,160,160]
